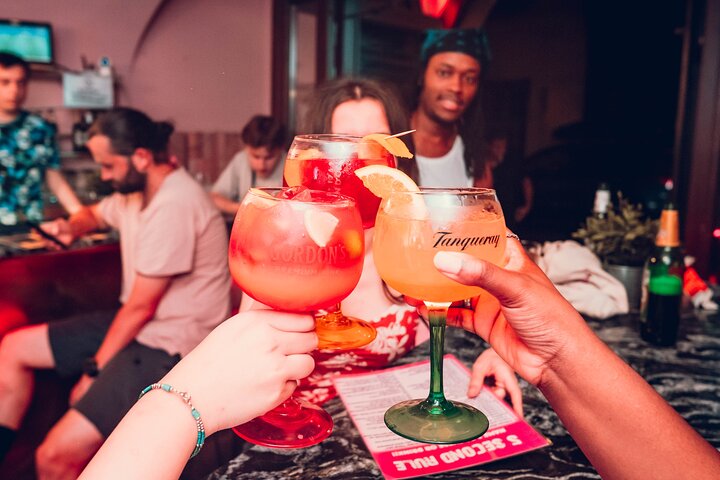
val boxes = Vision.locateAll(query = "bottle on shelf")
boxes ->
[592,182,611,219]
[640,202,684,346]
[72,111,94,153]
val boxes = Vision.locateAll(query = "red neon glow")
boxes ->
[0,302,28,338]
[419,0,463,27]
[713,228,720,239]
[420,0,451,17]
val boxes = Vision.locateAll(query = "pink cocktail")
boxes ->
[229,187,364,448]
[229,188,364,312]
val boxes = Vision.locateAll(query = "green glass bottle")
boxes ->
[640,203,684,346]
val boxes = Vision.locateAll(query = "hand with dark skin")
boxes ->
[429,235,720,480]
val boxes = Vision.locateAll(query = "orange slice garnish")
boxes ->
[361,133,413,159]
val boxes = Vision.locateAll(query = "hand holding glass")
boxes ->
[228,187,364,447]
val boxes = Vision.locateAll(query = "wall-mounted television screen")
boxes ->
[0,19,54,65]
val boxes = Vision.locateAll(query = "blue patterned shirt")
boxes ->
[0,111,60,225]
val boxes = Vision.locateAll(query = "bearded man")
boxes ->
[0,108,230,478]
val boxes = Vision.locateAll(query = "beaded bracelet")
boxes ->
[138,383,206,459]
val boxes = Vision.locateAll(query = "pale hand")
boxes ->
[467,347,523,416]
[40,217,75,248]
[159,310,317,435]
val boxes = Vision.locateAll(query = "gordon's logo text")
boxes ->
[270,244,348,264]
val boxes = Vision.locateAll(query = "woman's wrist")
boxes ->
[135,389,199,454]
[535,309,601,392]
[536,318,609,397]
[159,372,221,436]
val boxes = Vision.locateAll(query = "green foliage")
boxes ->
[572,193,658,266]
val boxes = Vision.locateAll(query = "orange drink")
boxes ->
[361,182,507,444]
[374,196,506,302]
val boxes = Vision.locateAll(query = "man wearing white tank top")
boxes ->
[408,28,493,188]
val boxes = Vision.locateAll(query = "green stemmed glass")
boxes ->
[372,188,506,443]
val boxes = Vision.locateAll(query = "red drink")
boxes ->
[281,135,384,352]
[284,135,396,228]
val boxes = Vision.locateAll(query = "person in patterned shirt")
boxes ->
[0,52,81,226]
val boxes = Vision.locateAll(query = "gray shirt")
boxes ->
[211,149,285,202]
[99,168,231,356]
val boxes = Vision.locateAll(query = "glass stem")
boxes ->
[314,303,349,328]
[270,397,302,418]
[424,301,452,414]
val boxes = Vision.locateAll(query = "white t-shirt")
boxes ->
[98,168,231,356]
[211,149,285,202]
[415,136,473,187]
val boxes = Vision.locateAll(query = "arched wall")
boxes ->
[4,0,272,132]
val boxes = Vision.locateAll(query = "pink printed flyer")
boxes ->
[334,354,550,480]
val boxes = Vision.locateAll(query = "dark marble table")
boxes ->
[207,311,720,479]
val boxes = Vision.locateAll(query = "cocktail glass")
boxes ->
[284,134,396,350]
[373,188,507,443]
[229,187,364,448]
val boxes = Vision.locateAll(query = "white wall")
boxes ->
[3,0,272,132]
[129,0,272,131]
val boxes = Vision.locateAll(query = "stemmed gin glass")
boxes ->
[283,134,396,350]
[228,187,364,447]
[373,188,507,443]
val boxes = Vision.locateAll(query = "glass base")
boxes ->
[316,311,377,350]
[384,398,489,444]
[232,397,333,448]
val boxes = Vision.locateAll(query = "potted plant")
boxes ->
[572,193,659,310]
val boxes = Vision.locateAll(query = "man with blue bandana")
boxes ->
[403,28,492,188]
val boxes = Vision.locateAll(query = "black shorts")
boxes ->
[47,312,181,437]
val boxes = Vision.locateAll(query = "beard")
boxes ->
[113,158,147,194]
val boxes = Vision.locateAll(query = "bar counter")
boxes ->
[207,311,720,479]
[0,231,121,325]
[0,231,122,479]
